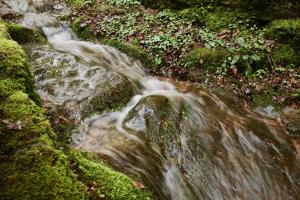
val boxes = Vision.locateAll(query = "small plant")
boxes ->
[196,26,268,76]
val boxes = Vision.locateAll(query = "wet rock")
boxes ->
[124,95,182,157]
[81,73,133,118]
[32,0,71,17]
[7,23,46,44]
[286,117,300,139]
[0,0,28,16]
[0,10,22,20]
[25,44,133,120]
[254,105,280,119]
[282,108,300,139]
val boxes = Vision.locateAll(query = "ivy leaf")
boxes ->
[250,54,260,61]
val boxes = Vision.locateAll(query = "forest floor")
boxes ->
[65,0,300,112]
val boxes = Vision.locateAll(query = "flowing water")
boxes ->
[2,0,300,199]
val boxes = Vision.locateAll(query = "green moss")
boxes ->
[3,92,50,132]
[103,39,157,68]
[0,92,151,200]
[7,23,47,44]
[266,19,300,49]
[82,75,133,118]
[204,8,251,30]
[0,91,85,200]
[0,20,9,39]
[71,17,95,41]
[271,44,299,66]
[0,22,41,104]
[0,79,25,99]
[177,7,208,24]
[125,95,182,153]
[66,0,88,6]
[0,141,88,200]
[141,0,179,9]
[252,91,282,110]
[183,47,229,70]
[70,151,152,200]
[1,91,55,150]
[0,38,28,68]
[292,88,300,99]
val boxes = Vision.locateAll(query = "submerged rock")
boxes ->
[7,23,47,44]
[81,73,133,118]
[123,91,300,199]
[124,95,182,157]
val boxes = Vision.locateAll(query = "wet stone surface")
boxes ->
[24,43,133,121]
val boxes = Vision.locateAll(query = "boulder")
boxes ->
[124,95,182,156]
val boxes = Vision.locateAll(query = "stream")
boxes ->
[2,0,300,199]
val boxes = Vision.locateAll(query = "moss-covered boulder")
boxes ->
[0,19,151,200]
[0,91,151,200]
[0,21,10,38]
[7,23,46,44]
[285,113,300,139]
[183,48,229,70]
[266,19,300,50]
[124,95,182,155]
[0,21,40,104]
[141,0,181,9]
[141,0,218,9]
[82,73,133,118]
[71,16,95,40]
[66,0,89,6]
[69,150,151,200]
[271,44,299,66]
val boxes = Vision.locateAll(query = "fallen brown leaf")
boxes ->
[133,181,145,189]
[2,120,23,130]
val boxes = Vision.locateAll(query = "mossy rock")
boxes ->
[69,150,152,200]
[0,22,41,104]
[183,47,229,70]
[102,39,157,68]
[66,0,89,6]
[124,95,182,155]
[82,73,133,118]
[141,0,182,9]
[252,90,283,111]
[204,8,251,30]
[176,7,209,24]
[0,135,88,200]
[266,19,300,50]
[0,90,151,200]
[0,79,25,100]
[285,114,300,139]
[71,16,95,40]
[271,44,299,66]
[0,20,10,38]
[141,0,218,8]
[7,23,47,44]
